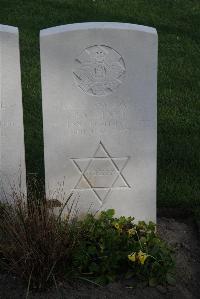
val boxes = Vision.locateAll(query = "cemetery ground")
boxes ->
[0,208,199,299]
[0,0,200,298]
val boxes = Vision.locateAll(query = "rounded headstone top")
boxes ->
[40,22,157,37]
[0,24,18,34]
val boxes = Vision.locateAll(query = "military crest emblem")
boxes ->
[73,45,126,96]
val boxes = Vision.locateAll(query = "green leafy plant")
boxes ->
[72,209,175,286]
[0,194,175,291]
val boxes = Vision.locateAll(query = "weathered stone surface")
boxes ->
[0,25,26,200]
[40,22,157,222]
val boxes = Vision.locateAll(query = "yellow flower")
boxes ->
[114,223,122,232]
[100,244,104,253]
[137,250,149,265]
[128,228,136,237]
[114,223,120,230]
[128,252,136,262]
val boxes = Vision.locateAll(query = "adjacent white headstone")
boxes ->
[0,25,26,200]
[40,22,157,222]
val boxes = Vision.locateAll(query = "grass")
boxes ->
[0,0,199,210]
[0,193,79,290]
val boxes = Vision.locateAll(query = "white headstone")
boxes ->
[40,22,157,222]
[0,25,26,200]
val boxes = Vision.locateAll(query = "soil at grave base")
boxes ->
[0,217,200,299]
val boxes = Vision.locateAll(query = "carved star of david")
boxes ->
[71,142,130,205]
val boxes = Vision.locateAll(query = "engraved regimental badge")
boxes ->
[73,45,126,96]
